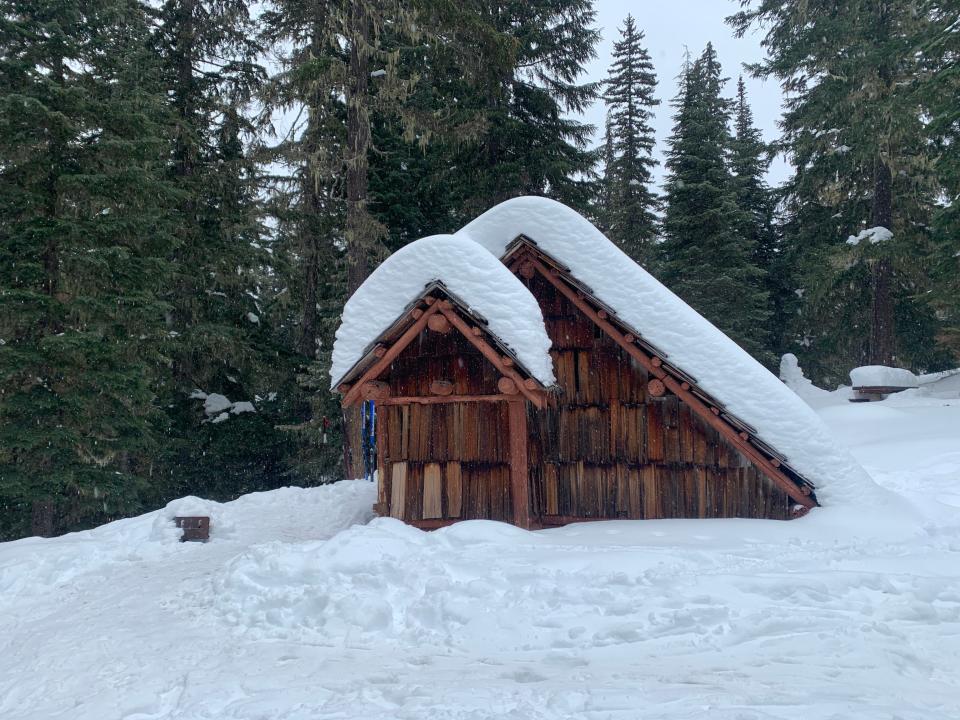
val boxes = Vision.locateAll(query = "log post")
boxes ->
[508,400,531,529]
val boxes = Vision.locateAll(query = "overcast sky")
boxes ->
[582,0,790,187]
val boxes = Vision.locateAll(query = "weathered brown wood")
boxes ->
[648,378,666,397]
[376,411,389,514]
[409,518,459,530]
[422,463,442,519]
[437,305,546,408]
[497,377,518,395]
[508,400,532,529]
[341,303,442,407]
[379,393,516,405]
[412,308,424,319]
[430,379,454,396]
[525,255,815,510]
[373,345,387,358]
[390,463,407,520]
[427,313,452,334]
[174,516,210,542]
[446,462,462,517]
[360,381,391,400]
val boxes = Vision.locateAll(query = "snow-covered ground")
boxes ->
[2,384,959,719]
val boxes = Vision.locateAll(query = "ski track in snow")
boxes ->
[2,393,960,719]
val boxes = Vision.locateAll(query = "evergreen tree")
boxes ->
[149,0,299,502]
[263,0,436,478]
[729,78,779,353]
[730,1,954,376]
[600,14,659,265]
[457,0,600,217]
[659,45,771,362]
[0,0,180,537]
[925,3,960,359]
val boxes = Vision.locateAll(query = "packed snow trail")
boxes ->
[2,390,960,719]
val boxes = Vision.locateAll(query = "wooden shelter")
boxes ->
[334,204,822,530]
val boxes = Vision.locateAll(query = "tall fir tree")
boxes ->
[263,0,436,479]
[600,14,659,265]
[730,0,954,379]
[0,0,180,537]
[924,3,960,359]
[150,0,298,502]
[659,44,772,363]
[456,0,600,217]
[729,77,779,353]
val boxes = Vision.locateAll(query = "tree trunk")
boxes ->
[868,156,895,366]
[31,500,55,538]
[297,28,327,358]
[173,0,197,180]
[342,4,374,480]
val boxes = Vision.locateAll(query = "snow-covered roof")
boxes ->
[455,196,879,505]
[330,234,556,389]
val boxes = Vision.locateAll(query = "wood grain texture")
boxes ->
[390,463,407,520]
[422,463,442,519]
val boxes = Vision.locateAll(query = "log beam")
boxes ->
[378,394,518,405]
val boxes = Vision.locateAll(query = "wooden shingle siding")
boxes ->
[521,271,792,523]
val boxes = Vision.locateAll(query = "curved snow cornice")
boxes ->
[330,233,556,391]
[455,196,883,507]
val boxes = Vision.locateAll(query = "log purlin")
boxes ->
[523,252,817,511]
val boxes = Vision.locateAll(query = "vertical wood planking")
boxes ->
[508,400,531,528]
[390,462,407,520]
[422,463,442,519]
[446,462,462,517]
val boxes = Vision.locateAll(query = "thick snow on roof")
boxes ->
[330,234,556,389]
[457,196,882,506]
